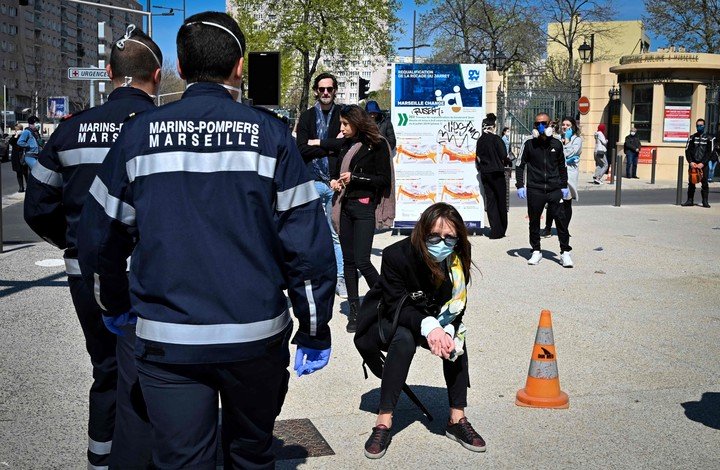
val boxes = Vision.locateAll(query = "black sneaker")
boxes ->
[445,417,486,452]
[364,424,391,459]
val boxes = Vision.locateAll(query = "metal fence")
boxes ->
[497,85,580,157]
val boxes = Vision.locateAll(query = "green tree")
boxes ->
[230,0,400,112]
[643,0,720,53]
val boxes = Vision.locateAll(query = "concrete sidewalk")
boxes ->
[0,200,719,468]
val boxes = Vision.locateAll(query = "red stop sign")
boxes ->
[578,96,590,115]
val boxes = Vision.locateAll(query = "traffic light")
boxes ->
[358,77,370,101]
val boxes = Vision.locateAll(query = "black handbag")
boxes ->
[378,291,425,347]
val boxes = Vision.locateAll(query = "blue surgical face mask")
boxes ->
[427,241,454,262]
[564,128,573,139]
[697,125,705,133]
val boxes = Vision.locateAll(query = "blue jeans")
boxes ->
[314,181,343,278]
[625,151,638,178]
[709,161,716,180]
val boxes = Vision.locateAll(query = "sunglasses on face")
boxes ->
[534,121,549,128]
[317,87,334,93]
[426,234,459,247]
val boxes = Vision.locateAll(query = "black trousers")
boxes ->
[111,325,154,468]
[545,199,573,231]
[687,165,710,200]
[15,166,28,191]
[527,187,571,253]
[136,333,291,470]
[340,199,379,302]
[68,276,118,468]
[481,171,508,238]
[355,324,469,412]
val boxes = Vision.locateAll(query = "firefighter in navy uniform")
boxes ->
[24,26,161,469]
[77,12,335,469]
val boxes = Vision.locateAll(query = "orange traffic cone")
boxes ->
[516,309,569,409]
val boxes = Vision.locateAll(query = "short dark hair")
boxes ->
[110,29,162,82]
[313,73,338,90]
[177,12,246,83]
[697,118,705,124]
[28,116,39,125]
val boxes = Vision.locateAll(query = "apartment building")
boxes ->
[1,0,143,121]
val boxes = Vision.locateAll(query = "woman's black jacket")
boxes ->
[356,237,464,338]
[331,136,391,200]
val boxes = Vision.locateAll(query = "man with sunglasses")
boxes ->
[296,72,347,298]
[516,112,573,267]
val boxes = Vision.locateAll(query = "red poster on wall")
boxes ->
[638,146,656,164]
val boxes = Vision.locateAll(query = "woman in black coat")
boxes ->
[330,105,391,333]
[8,124,28,192]
[354,203,485,459]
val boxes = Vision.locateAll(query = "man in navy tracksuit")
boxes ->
[77,12,335,469]
[24,27,161,468]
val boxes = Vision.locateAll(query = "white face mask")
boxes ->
[221,84,243,103]
[630,131,636,136]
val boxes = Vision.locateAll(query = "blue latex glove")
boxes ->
[294,346,331,377]
[102,312,137,336]
[517,187,526,199]
[561,188,570,199]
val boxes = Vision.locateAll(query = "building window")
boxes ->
[663,83,693,143]
[631,84,653,142]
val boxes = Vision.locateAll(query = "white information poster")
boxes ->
[663,105,691,142]
[391,63,486,230]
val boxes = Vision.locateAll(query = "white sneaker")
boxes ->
[528,251,542,265]
[336,277,348,298]
[561,251,574,268]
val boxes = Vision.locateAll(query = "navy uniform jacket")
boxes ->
[77,82,335,364]
[24,87,156,276]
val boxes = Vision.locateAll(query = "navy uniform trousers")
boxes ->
[136,334,291,470]
[68,276,153,469]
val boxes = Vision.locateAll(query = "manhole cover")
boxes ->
[217,418,334,463]
[273,418,335,460]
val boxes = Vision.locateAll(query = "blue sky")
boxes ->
[149,1,661,65]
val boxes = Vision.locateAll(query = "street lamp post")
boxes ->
[397,10,430,64]
[578,34,595,63]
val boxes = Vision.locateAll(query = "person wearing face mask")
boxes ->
[516,112,573,267]
[16,116,41,169]
[475,113,511,239]
[23,26,163,469]
[623,127,641,179]
[76,12,335,468]
[682,118,715,208]
[354,203,484,459]
[543,117,582,236]
[592,123,608,184]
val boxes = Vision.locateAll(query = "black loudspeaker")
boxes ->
[248,52,280,107]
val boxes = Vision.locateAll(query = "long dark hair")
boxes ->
[410,203,472,283]
[562,116,579,135]
[340,105,383,146]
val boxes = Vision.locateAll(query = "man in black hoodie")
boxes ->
[516,112,573,267]
[475,113,511,238]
